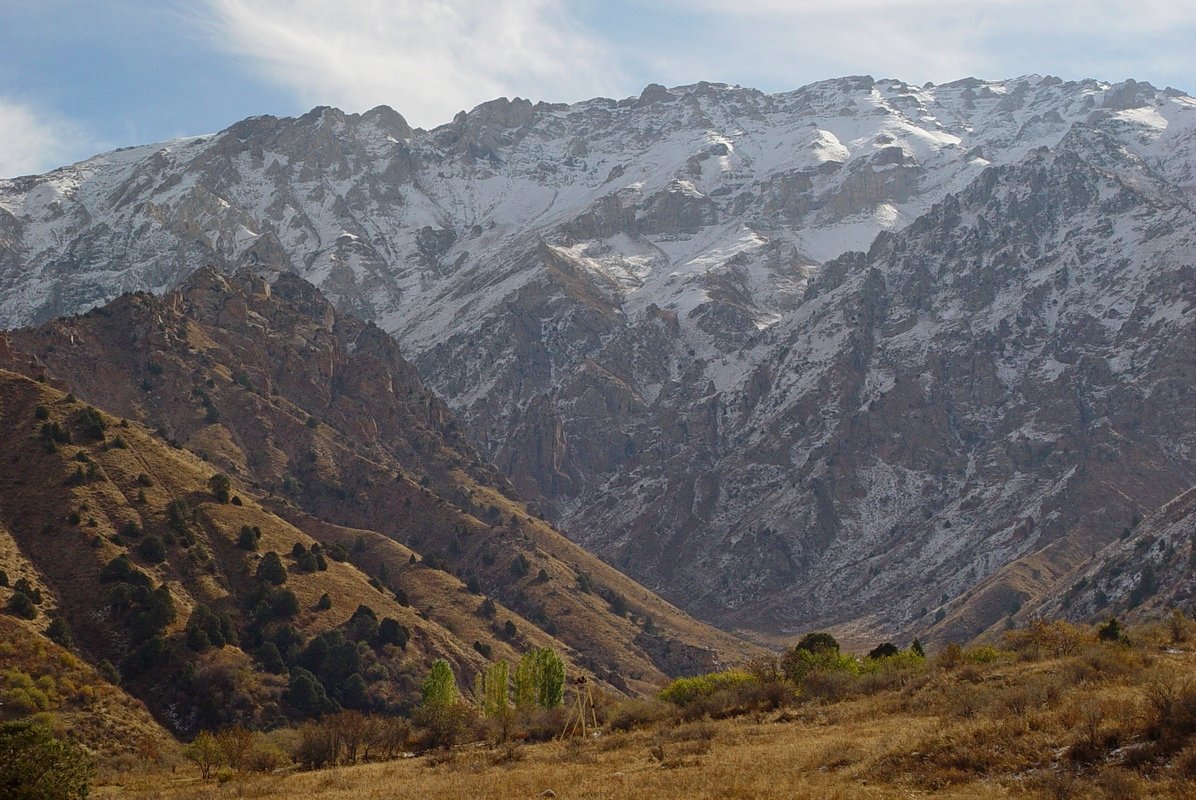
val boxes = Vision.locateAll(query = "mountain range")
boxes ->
[3,74,1196,649]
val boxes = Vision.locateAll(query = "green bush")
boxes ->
[659,669,756,707]
[256,552,287,586]
[8,591,37,620]
[137,535,167,564]
[0,720,93,800]
[208,473,231,503]
[781,646,859,683]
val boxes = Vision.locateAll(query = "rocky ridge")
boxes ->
[3,75,1195,641]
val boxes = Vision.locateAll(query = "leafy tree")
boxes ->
[421,660,458,709]
[476,659,511,720]
[1098,617,1123,642]
[256,552,287,586]
[285,668,337,718]
[0,721,93,800]
[867,642,900,660]
[510,554,531,578]
[416,660,472,748]
[0,570,7,587]
[478,597,497,619]
[795,632,840,654]
[910,638,926,658]
[514,647,565,709]
[183,730,225,780]
[208,473,231,504]
[317,593,332,611]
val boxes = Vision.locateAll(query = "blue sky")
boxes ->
[3,0,1196,177]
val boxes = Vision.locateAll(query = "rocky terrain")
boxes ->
[2,75,1195,642]
[0,271,747,738]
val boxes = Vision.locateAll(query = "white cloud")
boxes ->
[202,0,625,128]
[649,0,1196,91]
[0,99,82,178]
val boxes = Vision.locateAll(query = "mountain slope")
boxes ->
[0,367,601,734]
[0,270,743,693]
[3,75,1195,642]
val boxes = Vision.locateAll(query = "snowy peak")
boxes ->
[2,76,1196,640]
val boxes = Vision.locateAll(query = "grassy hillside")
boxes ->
[0,369,606,735]
[1,269,747,691]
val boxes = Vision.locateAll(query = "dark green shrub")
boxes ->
[285,668,337,718]
[166,499,190,532]
[77,407,106,440]
[137,535,166,564]
[256,552,287,585]
[237,525,261,551]
[208,473,231,503]
[868,642,901,660]
[256,642,286,674]
[8,592,36,620]
[795,632,840,654]
[375,617,408,649]
[0,720,93,800]
[479,597,497,619]
[46,618,73,648]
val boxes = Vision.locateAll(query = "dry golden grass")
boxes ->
[91,633,1196,800]
[0,616,177,763]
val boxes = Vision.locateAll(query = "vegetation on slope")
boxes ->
[62,614,1196,800]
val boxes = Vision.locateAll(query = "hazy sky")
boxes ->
[3,0,1195,177]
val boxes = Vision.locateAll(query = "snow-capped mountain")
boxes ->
[3,74,1195,641]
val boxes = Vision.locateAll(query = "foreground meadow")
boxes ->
[91,619,1196,800]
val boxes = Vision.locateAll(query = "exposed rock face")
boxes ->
[2,76,1196,642]
[1034,482,1196,623]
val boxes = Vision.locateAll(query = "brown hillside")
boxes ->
[0,370,597,733]
[0,269,747,698]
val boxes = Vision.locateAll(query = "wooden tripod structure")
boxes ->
[559,676,599,740]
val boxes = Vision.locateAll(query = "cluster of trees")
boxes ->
[418,647,567,748]
[97,555,176,676]
[5,576,44,620]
